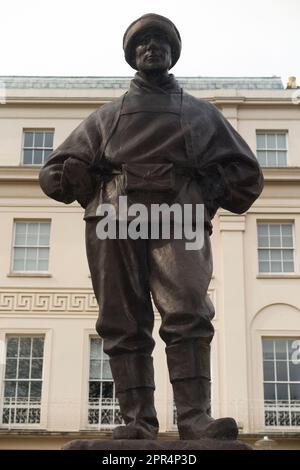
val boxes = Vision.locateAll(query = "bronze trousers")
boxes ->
[85,220,215,358]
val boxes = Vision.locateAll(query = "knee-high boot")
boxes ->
[166,340,238,440]
[109,353,159,439]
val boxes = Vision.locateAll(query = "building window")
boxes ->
[263,338,300,426]
[1,336,45,426]
[88,338,122,427]
[257,223,294,273]
[12,221,50,273]
[22,130,53,165]
[256,132,287,167]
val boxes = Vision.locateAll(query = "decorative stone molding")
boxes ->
[0,289,98,313]
[0,288,215,314]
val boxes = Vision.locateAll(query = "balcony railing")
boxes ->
[1,397,41,425]
[265,400,300,426]
[88,398,122,428]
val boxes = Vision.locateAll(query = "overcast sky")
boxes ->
[1,0,299,86]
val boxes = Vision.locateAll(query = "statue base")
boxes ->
[62,438,252,451]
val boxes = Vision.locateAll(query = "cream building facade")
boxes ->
[0,76,300,449]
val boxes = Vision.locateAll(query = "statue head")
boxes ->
[123,13,181,73]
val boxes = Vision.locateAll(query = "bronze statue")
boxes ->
[39,13,264,440]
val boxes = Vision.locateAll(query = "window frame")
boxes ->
[0,330,51,430]
[21,129,54,166]
[256,130,288,167]
[262,336,300,428]
[257,221,295,275]
[11,220,51,275]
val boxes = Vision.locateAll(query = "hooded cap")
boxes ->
[123,13,181,70]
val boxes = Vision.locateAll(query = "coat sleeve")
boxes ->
[197,103,264,217]
[39,109,102,206]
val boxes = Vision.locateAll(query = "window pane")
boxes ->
[24,132,34,147]
[13,259,25,271]
[17,381,29,398]
[258,224,268,236]
[277,383,288,401]
[27,232,38,246]
[282,237,293,248]
[31,359,43,379]
[39,233,50,246]
[19,359,30,379]
[25,259,37,271]
[263,361,275,381]
[23,149,33,164]
[275,340,287,360]
[90,339,102,359]
[277,134,287,150]
[38,247,49,260]
[276,361,288,381]
[16,223,27,234]
[33,150,43,165]
[4,381,16,398]
[289,362,300,381]
[258,236,269,248]
[101,382,113,398]
[34,133,44,147]
[290,384,300,401]
[257,151,266,166]
[90,359,102,379]
[15,233,26,246]
[37,259,48,271]
[277,151,287,166]
[282,250,293,261]
[267,134,276,149]
[264,383,275,400]
[5,359,17,379]
[27,223,38,234]
[270,237,281,248]
[270,261,282,272]
[283,261,294,272]
[39,223,50,235]
[43,150,52,162]
[14,247,25,260]
[32,338,44,357]
[102,360,113,380]
[266,152,277,166]
[269,225,280,236]
[259,261,270,273]
[30,381,42,399]
[270,250,281,260]
[258,249,270,261]
[282,225,292,236]
[20,338,31,357]
[7,338,19,358]
[263,340,274,360]
[256,134,266,149]
[44,132,53,148]
[89,381,100,399]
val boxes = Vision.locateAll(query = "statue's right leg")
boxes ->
[85,220,159,439]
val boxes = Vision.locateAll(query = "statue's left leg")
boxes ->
[148,231,238,440]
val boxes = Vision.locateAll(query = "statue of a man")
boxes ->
[39,14,264,440]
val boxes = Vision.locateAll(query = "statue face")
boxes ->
[134,29,172,73]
